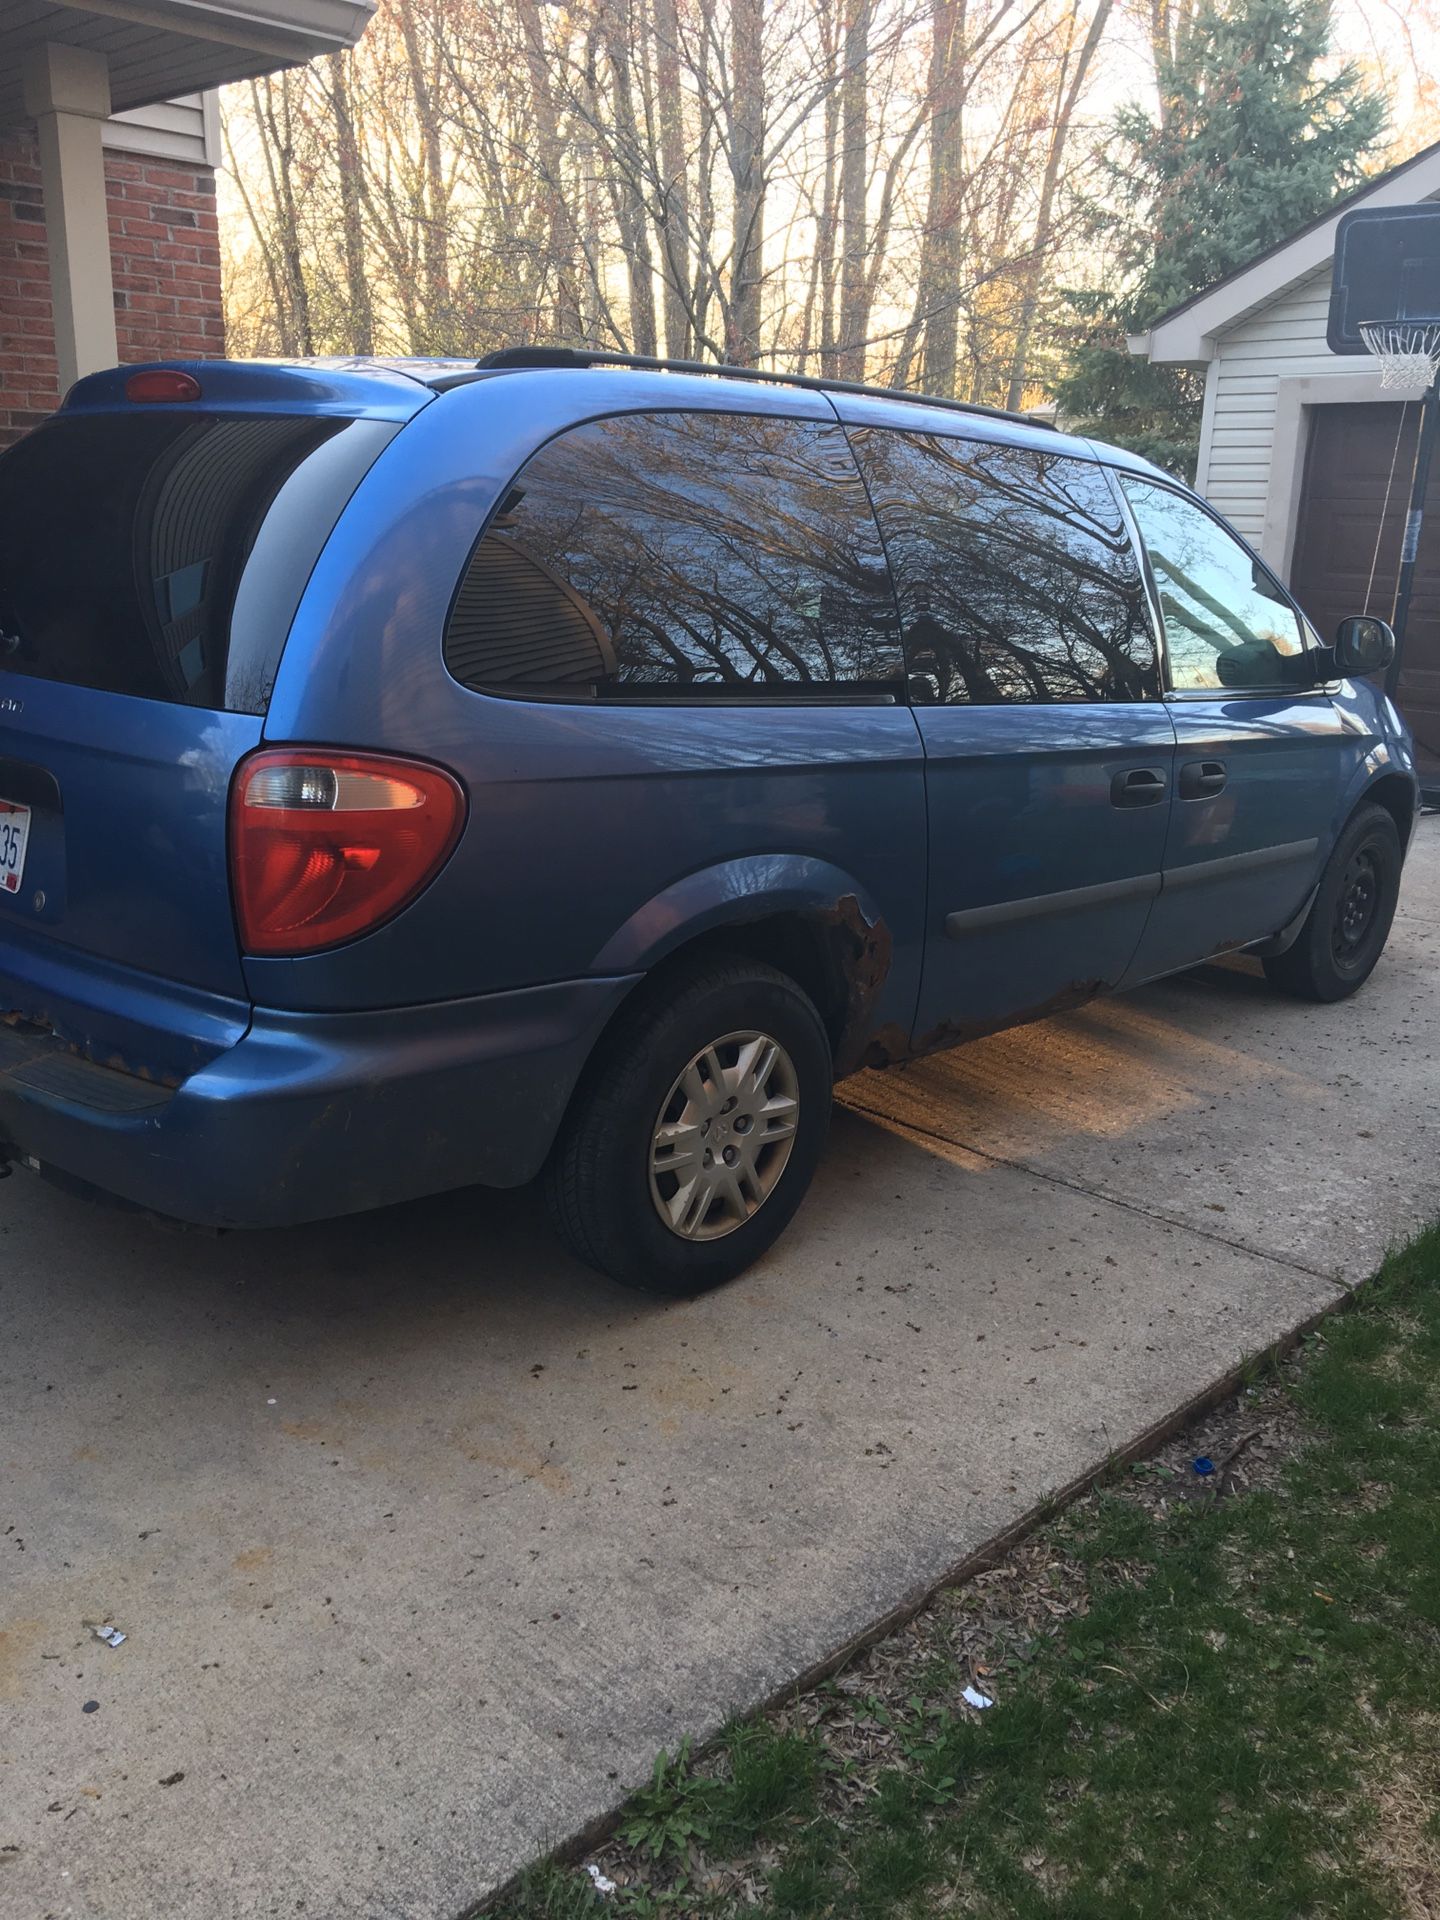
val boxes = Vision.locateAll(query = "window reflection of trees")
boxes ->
[850,429,1158,705]
[448,411,903,696]
[1119,480,1303,692]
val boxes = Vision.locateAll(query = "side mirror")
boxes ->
[1333,615,1395,678]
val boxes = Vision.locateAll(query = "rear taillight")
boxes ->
[230,749,465,956]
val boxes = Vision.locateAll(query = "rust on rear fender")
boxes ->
[813,893,895,1078]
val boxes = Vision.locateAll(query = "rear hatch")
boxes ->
[0,362,422,1081]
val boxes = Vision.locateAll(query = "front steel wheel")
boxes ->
[1263,802,1403,1002]
[1331,845,1382,970]
[546,958,832,1293]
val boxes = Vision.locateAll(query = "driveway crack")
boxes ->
[840,1093,1350,1293]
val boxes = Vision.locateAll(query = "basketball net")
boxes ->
[1358,319,1440,390]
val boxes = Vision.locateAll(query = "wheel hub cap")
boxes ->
[648,1030,800,1241]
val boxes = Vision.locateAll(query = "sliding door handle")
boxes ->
[1110,767,1168,808]
[1179,759,1227,800]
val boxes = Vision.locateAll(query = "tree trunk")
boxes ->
[816,70,840,373]
[398,1,451,351]
[917,0,967,397]
[728,0,766,362]
[836,0,870,380]
[603,0,660,355]
[1004,0,1113,408]
[517,0,585,340]
[690,0,723,354]
[1149,0,1194,127]
[652,0,693,356]
[327,54,374,355]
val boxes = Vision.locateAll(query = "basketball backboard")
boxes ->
[1327,202,1440,353]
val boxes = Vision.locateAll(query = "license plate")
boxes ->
[0,798,31,896]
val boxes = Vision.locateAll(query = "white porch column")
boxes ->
[23,43,117,391]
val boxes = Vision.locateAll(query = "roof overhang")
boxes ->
[1132,138,1440,367]
[0,0,376,127]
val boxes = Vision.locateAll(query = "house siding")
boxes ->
[1197,266,1340,547]
[106,94,219,169]
[0,115,223,450]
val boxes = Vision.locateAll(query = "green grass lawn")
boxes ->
[488,1225,1440,1919]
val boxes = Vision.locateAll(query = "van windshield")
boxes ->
[0,410,390,715]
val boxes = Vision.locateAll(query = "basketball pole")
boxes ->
[1386,368,1440,702]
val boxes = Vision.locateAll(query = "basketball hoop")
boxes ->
[1328,207,1440,718]
[1357,318,1440,390]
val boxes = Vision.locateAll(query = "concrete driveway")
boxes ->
[3,820,1436,1920]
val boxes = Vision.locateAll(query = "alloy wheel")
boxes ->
[648,1030,800,1241]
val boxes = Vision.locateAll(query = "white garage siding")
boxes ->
[1136,141,1440,578]
[1196,266,1339,547]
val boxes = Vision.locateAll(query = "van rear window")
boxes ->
[0,411,390,714]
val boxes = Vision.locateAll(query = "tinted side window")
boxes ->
[848,428,1157,703]
[1119,478,1305,692]
[445,410,902,697]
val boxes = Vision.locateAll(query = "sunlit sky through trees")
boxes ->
[215,0,1438,409]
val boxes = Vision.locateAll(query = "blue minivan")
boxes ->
[0,349,1417,1290]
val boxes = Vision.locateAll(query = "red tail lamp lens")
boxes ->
[230,750,465,955]
[125,369,202,403]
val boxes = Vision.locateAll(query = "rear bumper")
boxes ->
[0,975,638,1228]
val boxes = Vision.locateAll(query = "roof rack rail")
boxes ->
[468,344,1056,431]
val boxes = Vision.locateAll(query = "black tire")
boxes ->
[545,955,833,1294]
[1262,803,1402,1002]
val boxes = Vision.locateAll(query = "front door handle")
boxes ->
[1111,767,1168,808]
[1179,759,1227,800]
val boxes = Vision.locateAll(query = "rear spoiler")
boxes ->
[61,359,435,425]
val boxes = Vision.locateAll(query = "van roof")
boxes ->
[202,347,1059,436]
[435,346,1061,435]
[55,351,1175,483]
[277,350,1176,478]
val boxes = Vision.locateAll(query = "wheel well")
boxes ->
[637,910,875,1062]
[1356,772,1418,849]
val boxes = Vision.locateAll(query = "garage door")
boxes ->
[1290,400,1440,785]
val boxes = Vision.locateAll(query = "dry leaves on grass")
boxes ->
[575,1367,1317,1915]
[1366,1713,1440,1920]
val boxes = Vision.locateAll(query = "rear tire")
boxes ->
[1262,803,1402,1002]
[545,956,833,1294]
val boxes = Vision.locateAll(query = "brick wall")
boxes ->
[0,126,224,450]
[0,131,53,447]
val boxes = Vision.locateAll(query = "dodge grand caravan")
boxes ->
[0,349,1417,1291]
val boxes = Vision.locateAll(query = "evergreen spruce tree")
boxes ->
[1055,0,1386,474]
